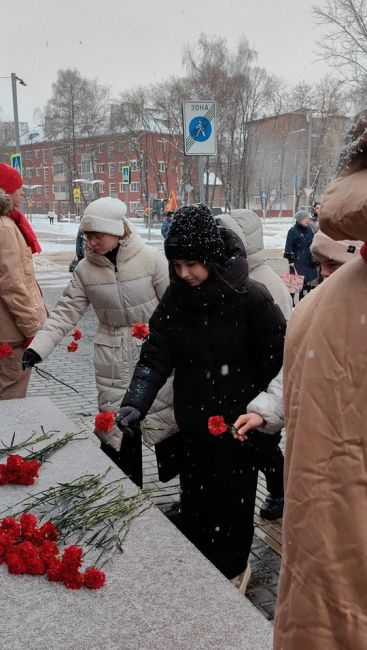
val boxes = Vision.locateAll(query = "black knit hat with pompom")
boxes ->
[164,203,225,265]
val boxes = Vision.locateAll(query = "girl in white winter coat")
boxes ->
[22,198,176,481]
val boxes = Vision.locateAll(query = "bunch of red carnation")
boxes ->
[0,342,13,358]
[67,328,82,352]
[0,514,106,590]
[131,322,149,340]
[0,455,41,486]
[94,411,115,433]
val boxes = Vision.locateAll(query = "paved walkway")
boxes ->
[28,256,282,621]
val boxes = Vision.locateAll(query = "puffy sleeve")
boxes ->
[30,270,90,360]
[245,280,286,391]
[0,228,43,337]
[246,367,284,434]
[152,251,169,300]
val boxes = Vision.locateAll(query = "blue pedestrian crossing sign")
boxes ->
[11,153,22,176]
[183,101,216,155]
[189,116,212,142]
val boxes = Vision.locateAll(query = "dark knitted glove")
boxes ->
[21,348,42,371]
[115,406,141,438]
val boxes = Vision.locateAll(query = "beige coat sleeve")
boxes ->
[152,251,169,300]
[30,272,90,360]
[0,229,43,337]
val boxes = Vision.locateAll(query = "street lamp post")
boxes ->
[0,73,27,158]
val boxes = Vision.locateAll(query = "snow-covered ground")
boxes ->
[30,214,293,255]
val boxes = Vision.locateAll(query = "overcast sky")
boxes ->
[1,0,331,126]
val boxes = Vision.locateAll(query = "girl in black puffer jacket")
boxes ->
[117,204,286,588]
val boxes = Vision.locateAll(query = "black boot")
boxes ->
[259,494,284,520]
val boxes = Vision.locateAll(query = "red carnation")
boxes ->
[0,465,7,485]
[0,532,13,560]
[27,558,47,575]
[39,540,59,566]
[60,545,83,571]
[0,517,21,540]
[19,513,38,535]
[0,342,13,358]
[72,328,82,341]
[83,566,106,589]
[67,340,78,352]
[3,455,41,486]
[131,322,150,340]
[39,521,59,542]
[208,415,228,436]
[47,557,62,582]
[95,411,115,433]
[7,551,27,575]
[62,570,84,590]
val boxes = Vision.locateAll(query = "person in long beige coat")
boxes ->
[23,197,176,462]
[274,110,367,650]
[0,164,46,400]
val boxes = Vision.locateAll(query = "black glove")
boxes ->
[115,406,142,437]
[21,348,42,371]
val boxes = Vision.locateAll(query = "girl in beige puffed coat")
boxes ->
[25,197,176,463]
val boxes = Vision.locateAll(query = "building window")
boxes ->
[109,183,116,196]
[98,143,104,154]
[34,150,40,159]
[158,139,165,151]
[43,150,49,163]
[157,182,166,192]
[81,161,91,174]
[97,163,105,174]
[108,143,115,155]
[130,182,139,192]
[129,138,138,150]
[86,144,94,153]
[99,182,105,193]
[24,151,33,161]
[118,140,124,152]
[54,183,68,193]
[77,164,82,175]
[36,186,42,195]
[25,167,33,179]
[119,183,126,192]
[35,167,41,177]
[108,163,115,178]
[44,186,49,199]
[44,167,49,180]
[129,202,140,212]
[130,160,138,171]
[53,162,64,175]
[158,161,167,173]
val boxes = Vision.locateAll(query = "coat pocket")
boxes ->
[94,331,123,383]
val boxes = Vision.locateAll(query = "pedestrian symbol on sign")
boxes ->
[189,116,212,142]
[11,153,22,175]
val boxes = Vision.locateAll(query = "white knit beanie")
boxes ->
[80,197,127,236]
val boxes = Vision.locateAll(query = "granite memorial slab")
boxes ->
[0,396,273,650]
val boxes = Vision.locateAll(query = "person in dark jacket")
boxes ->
[160,211,173,239]
[115,204,286,592]
[284,209,318,303]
